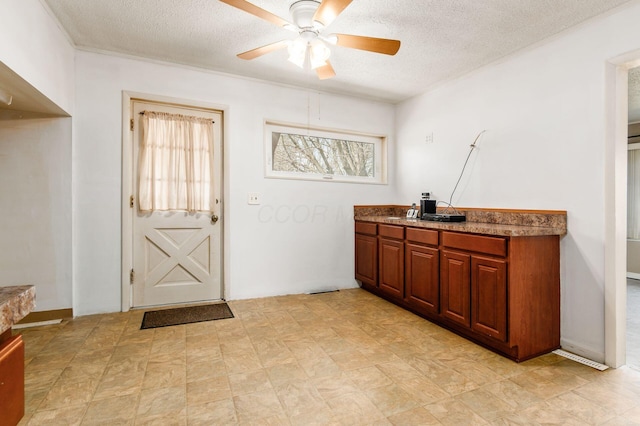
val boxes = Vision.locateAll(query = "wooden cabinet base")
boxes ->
[355,220,561,363]
[359,282,558,362]
[0,331,25,426]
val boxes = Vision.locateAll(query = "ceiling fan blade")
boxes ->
[313,0,352,27]
[316,61,336,80]
[219,0,293,28]
[237,40,289,60]
[335,34,401,55]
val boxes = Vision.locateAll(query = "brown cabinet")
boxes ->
[378,225,404,300]
[0,330,24,426]
[441,232,508,343]
[441,252,507,343]
[354,220,560,362]
[405,228,439,315]
[355,234,377,288]
[441,249,471,327]
[355,222,377,289]
[471,255,507,342]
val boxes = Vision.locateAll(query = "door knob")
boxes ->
[211,214,219,224]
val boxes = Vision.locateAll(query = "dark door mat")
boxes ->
[140,303,234,329]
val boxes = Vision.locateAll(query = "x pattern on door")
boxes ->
[144,227,211,288]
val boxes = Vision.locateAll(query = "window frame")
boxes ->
[264,120,387,184]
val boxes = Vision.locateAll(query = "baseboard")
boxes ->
[560,337,605,364]
[627,272,640,280]
[16,308,73,324]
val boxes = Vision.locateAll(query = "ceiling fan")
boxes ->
[219,0,401,80]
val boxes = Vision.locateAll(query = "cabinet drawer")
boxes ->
[406,227,438,246]
[355,221,377,236]
[378,224,404,240]
[442,232,507,257]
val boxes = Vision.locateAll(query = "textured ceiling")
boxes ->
[42,0,632,104]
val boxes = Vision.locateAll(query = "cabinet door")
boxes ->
[0,334,24,426]
[472,255,508,342]
[406,243,439,315]
[379,238,404,299]
[441,250,471,327]
[355,233,377,287]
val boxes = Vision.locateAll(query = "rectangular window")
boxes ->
[265,121,387,184]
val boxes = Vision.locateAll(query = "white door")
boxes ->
[130,100,223,307]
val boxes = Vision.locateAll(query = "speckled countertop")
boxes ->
[0,285,35,334]
[355,206,567,237]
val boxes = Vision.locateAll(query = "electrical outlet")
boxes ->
[425,132,434,144]
[247,193,261,205]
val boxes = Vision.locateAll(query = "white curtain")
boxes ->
[629,148,640,239]
[138,111,214,213]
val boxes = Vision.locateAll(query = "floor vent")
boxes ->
[12,319,63,330]
[553,349,609,371]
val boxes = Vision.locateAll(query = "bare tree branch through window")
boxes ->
[272,132,375,178]
[265,122,386,184]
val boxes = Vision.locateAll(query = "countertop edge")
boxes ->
[0,285,36,334]
[356,216,567,237]
[354,205,568,215]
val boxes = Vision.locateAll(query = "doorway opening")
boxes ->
[626,66,640,370]
[605,53,640,368]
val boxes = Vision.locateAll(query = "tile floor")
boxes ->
[14,288,640,425]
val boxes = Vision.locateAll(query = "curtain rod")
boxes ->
[139,111,214,123]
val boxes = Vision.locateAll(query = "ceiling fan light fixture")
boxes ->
[287,37,307,68]
[309,39,330,69]
[221,0,400,80]
[309,55,326,69]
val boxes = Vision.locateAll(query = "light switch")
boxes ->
[248,193,261,205]
[425,132,434,144]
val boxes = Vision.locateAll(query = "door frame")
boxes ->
[605,51,640,367]
[121,91,229,312]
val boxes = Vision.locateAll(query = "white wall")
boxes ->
[73,51,396,315]
[395,2,640,362]
[0,0,75,114]
[0,1,74,313]
[0,118,73,311]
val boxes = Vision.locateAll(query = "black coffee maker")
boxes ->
[420,192,436,215]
